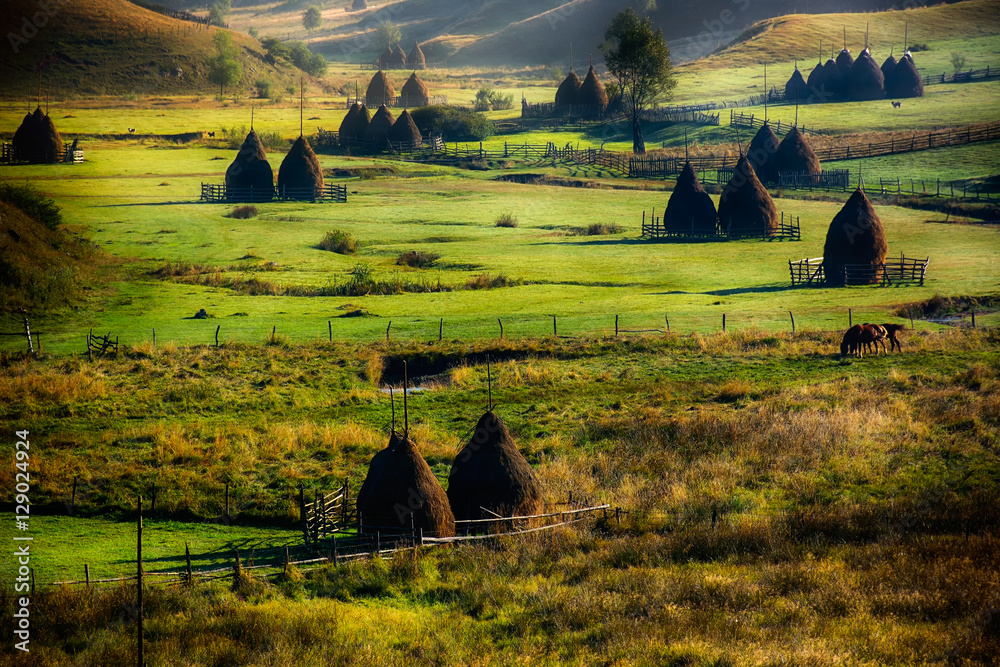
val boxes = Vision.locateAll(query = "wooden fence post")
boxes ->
[498,318,503,340]
[439,318,443,342]
[789,311,796,333]
[386,321,391,343]
[328,321,332,342]
[722,313,726,332]
[152,329,156,349]
[971,311,976,328]
[84,564,90,587]
[615,315,619,337]
[137,496,143,667]
[665,315,670,333]
[215,325,220,348]
[849,309,852,328]
[23,318,33,355]
[300,486,309,548]
[185,542,193,586]
[552,315,557,336]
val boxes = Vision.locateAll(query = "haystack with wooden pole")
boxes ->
[364,104,395,147]
[12,106,64,164]
[575,58,608,117]
[554,70,582,109]
[407,42,426,70]
[822,54,845,99]
[387,109,421,148]
[447,410,544,523]
[881,49,897,82]
[848,48,885,101]
[805,40,826,97]
[400,71,430,107]
[339,102,370,147]
[378,47,393,70]
[390,45,407,69]
[747,122,780,184]
[835,27,854,80]
[785,66,808,102]
[718,154,778,236]
[225,129,274,201]
[277,135,324,198]
[365,70,395,107]
[664,161,717,234]
[822,188,888,286]
[886,52,924,98]
[773,126,821,180]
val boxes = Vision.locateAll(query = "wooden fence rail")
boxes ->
[199,183,347,203]
[641,210,800,241]
[728,110,827,136]
[789,255,929,286]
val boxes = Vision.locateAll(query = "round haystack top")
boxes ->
[407,42,426,69]
[12,106,64,164]
[447,411,544,522]
[364,104,396,146]
[848,49,885,101]
[836,48,854,76]
[886,53,924,98]
[881,53,897,81]
[339,102,371,146]
[718,154,778,236]
[822,57,845,97]
[365,70,396,107]
[784,67,808,102]
[773,126,821,179]
[822,188,888,286]
[806,62,826,93]
[555,70,582,108]
[357,432,455,537]
[388,109,422,147]
[663,161,718,234]
[390,45,407,69]
[747,122,780,184]
[400,71,430,107]
[277,135,324,198]
[378,47,393,69]
[576,65,608,116]
[225,129,274,201]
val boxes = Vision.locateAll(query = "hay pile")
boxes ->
[225,129,274,201]
[400,72,430,107]
[663,162,717,234]
[390,45,407,69]
[339,102,370,146]
[848,48,885,101]
[881,52,897,82]
[886,52,924,98]
[366,70,395,107]
[12,106,64,164]
[822,57,845,98]
[747,122,780,184]
[806,62,826,97]
[277,135,324,198]
[718,154,777,236]
[407,42,426,70]
[784,67,808,102]
[378,47,393,70]
[555,70,582,108]
[576,65,608,117]
[836,48,854,80]
[822,188,888,286]
[357,432,455,537]
[773,126,821,179]
[447,411,544,522]
[388,109,421,148]
[364,104,395,146]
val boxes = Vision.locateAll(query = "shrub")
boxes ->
[227,205,259,219]
[408,105,496,141]
[488,90,514,111]
[495,213,518,228]
[221,125,286,150]
[396,251,440,268]
[908,43,930,52]
[0,184,62,230]
[586,223,624,235]
[464,273,520,290]
[318,230,358,254]
[254,79,272,99]
[474,87,515,112]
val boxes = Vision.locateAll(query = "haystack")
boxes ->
[12,106,64,164]
[576,65,608,117]
[848,49,885,101]
[718,154,778,236]
[663,161,718,234]
[339,102,371,146]
[747,122,780,184]
[822,57,845,98]
[365,70,395,107]
[881,53,897,82]
[357,432,455,537]
[387,109,421,148]
[378,47,393,70]
[822,188,888,286]
[886,53,923,98]
[784,67,808,102]
[836,48,854,79]
[390,45,407,69]
[277,135,324,198]
[554,70,582,108]
[806,62,826,96]
[364,104,395,146]
[407,42,426,70]
[773,126,821,180]
[447,411,544,522]
[352,0,367,9]
[225,130,274,201]
[400,72,430,107]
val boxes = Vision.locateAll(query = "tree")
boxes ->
[303,6,322,31]
[600,8,675,154]
[208,31,242,97]
[950,52,967,75]
[375,21,401,51]
[208,0,231,27]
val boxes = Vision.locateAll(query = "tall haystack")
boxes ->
[357,432,455,537]
[886,53,924,98]
[822,57,845,98]
[407,42,426,70]
[339,102,371,146]
[378,47,393,70]
[225,130,274,201]
[881,52,897,82]
[554,70,582,108]
[390,45,407,69]
[747,122,780,184]
[836,48,854,80]
[806,62,826,97]
[366,70,395,107]
[663,162,718,234]
[12,106,64,164]
[277,135,324,198]
[447,411,544,522]
[848,49,885,101]
[773,126,821,179]
[576,65,608,117]
[388,109,421,148]
[785,67,808,102]
[718,154,778,236]
[822,188,888,286]
[352,0,368,9]
[364,104,395,146]
[400,72,430,107]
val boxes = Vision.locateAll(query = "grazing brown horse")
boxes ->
[880,323,906,352]
[862,323,888,356]
[841,324,883,358]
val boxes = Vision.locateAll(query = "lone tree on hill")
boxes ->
[208,31,243,97]
[600,7,675,154]
[303,6,322,31]
[376,21,402,51]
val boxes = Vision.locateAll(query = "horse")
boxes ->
[841,324,865,357]
[861,323,888,356]
[880,323,906,352]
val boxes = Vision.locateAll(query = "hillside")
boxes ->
[0,0,313,96]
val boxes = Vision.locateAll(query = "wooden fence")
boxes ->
[314,129,444,154]
[813,122,1000,162]
[922,66,1000,85]
[520,103,719,126]
[778,169,851,190]
[342,95,448,108]
[301,483,352,550]
[0,318,40,355]
[641,210,800,241]
[789,255,929,286]
[199,183,347,203]
[729,110,827,136]
[87,330,118,358]
[1,143,84,164]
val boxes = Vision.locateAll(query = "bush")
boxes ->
[908,43,930,52]
[568,223,624,236]
[495,213,518,228]
[227,205,259,219]
[408,105,495,141]
[221,125,286,150]
[0,184,62,230]
[474,86,515,111]
[396,251,440,268]
[464,273,520,290]
[254,79,272,99]
[318,230,358,254]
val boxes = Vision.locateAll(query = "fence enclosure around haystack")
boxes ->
[521,103,720,126]
[343,95,448,108]
[1,143,84,164]
[728,110,827,136]
[789,255,930,286]
[641,210,801,242]
[199,183,347,203]
[313,128,444,154]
